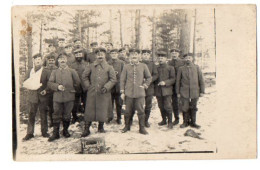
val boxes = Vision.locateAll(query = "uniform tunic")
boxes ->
[82,60,116,122]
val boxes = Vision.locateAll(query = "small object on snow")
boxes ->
[81,137,106,154]
[184,129,203,139]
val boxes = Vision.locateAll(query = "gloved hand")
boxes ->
[101,87,107,94]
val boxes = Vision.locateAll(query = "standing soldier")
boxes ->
[168,48,185,126]
[81,48,116,137]
[64,43,75,67]
[47,53,81,142]
[73,38,88,62]
[105,42,113,61]
[154,50,175,129]
[176,53,205,129]
[56,38,65,54]
[86,42,98,64]
[70,48,89,124]
[22,54,51,141]
[118,47,128,63]
[43,43,57,66]
[120,48,152,135]
[45,54,58,127]
[108,49,124,124]
[141,49,158,127]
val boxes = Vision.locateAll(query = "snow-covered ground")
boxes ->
[17,85,217,155]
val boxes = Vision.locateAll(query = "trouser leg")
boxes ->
[156,96,167,125]
[135,97,148,135]
[26,102,38,135]
[39,100,48,135]
[48,96,54,127]
[144,95,153,127]
[189,98,200,128]
[62,101,74,137]
[122,97,134,132]
[71,93,80,123]
[172,86,180,121]
[163,95,173,129]
[52,102,63,124]
[115,93,122,123]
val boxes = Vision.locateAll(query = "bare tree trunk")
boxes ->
[179,10,192,56]
[192,9,197,63]
[118,10,123,47]
[109,9,113,43]
[135,9,141,48]
[152,9,156,61]
[131,10,134,47]
[86,14,90,48]
[78,11,82,43]
[26,14,33,70]
[39,20,43,55]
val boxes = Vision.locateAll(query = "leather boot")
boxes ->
[138,115,148,135]
[145,110,150,128]
[158,109,167,126]
[81,121,91,137]
[180,112,189,128]
[167,112,173,129]
[122,116,130,133]
[98,122,105,133]
[190,109,201,129]
[71,112,79,124]
[48,123,60,142]
[23,134,34,141]
[62,121,71,138]
[172,119,179,126]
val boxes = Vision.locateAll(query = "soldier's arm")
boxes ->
[175,67,182,94]
[82,66,91,90]
[71,69,81,91]
[197,66,205,94]
[151,64,158,83]
[143,64,152,87]
[120,66,127,93]
[47,70,59,91]
[164,66,176,86]
[104,66,117,91]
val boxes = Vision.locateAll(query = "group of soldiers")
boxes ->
[22,37,205,142]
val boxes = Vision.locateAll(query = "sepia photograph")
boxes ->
[11,4,256,161]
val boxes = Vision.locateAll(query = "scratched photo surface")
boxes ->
[12,5,256,161]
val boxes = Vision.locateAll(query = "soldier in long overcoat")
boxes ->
[176,53,205,129]
[81,48,117,137]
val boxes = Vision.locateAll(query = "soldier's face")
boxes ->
[96,52,106,61]
[158,56,167,64]
[65,46,72,54]
[142,52,151,61]
[58,56,67,67]
[58,40,65,47]
[47,58,55,66]
[130,52,140,63]
[49,46,55,52]
[111,52,118,59]
[171,52,180,59]
[119,50,127,57]
[33,57,43,67]
[106,44,113,51]
[74,41,81,48]
[185,56,193,64]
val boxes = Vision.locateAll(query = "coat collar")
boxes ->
[59,65,69,70]
[130,61,140,66]
[94,60,107,69]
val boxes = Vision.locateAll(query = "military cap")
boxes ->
[46,54,56,60]
[142,49,151,54]
[118,47,126,52]
[95,47,107,54]
[32,53,42,59]
[110,49,119,53]
[73,48,83,54]
[64,43,72,48]
[182,53,193,58]
[57,52,68,59]
[156,49,167,57]
[129,48,140,54]
[90,42,98,47]
[73,38,81,43]
[48,43,54,47]
[170,48,181,53]
[58,38,65,41]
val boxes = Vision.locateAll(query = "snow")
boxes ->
[17,85,217,155]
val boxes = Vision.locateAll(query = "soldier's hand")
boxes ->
[120,93,125,101]
[143,84,148,89]
[40,90,46,96]
[101,87,107,94]
[58,85,65,91]
[199,93,204,97]
[177,94,181,98]
[158,81,166,86]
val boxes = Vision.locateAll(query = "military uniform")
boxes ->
[108,56,124,124]
[47,64,81,141]
[23,62,52,141]
[176,53,205,129]
[86,52,96,64]
[120,55,152,134]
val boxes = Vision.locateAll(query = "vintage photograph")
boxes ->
[13,5,218,159]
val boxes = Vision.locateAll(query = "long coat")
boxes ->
[120,62,152,98]
[108,58,124,94]
[154,63,175,97]
[48,66,81,103]
[25,67,52,103]
[82,60,116,122]
[142,60,158,96]
[176,63,205,99]
[70,60,89,92]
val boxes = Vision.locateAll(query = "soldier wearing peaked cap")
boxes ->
[155,49,175,129]
[120,48,152,135]
[118,47,130,64]
[107,49,125,124]
[86,42,98,64]
[176,53,205,129]
[73,38,88,62]
[64,43,75,67]
[56,38,66,54]
[168,48,185,126]
[105,42,113,61]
